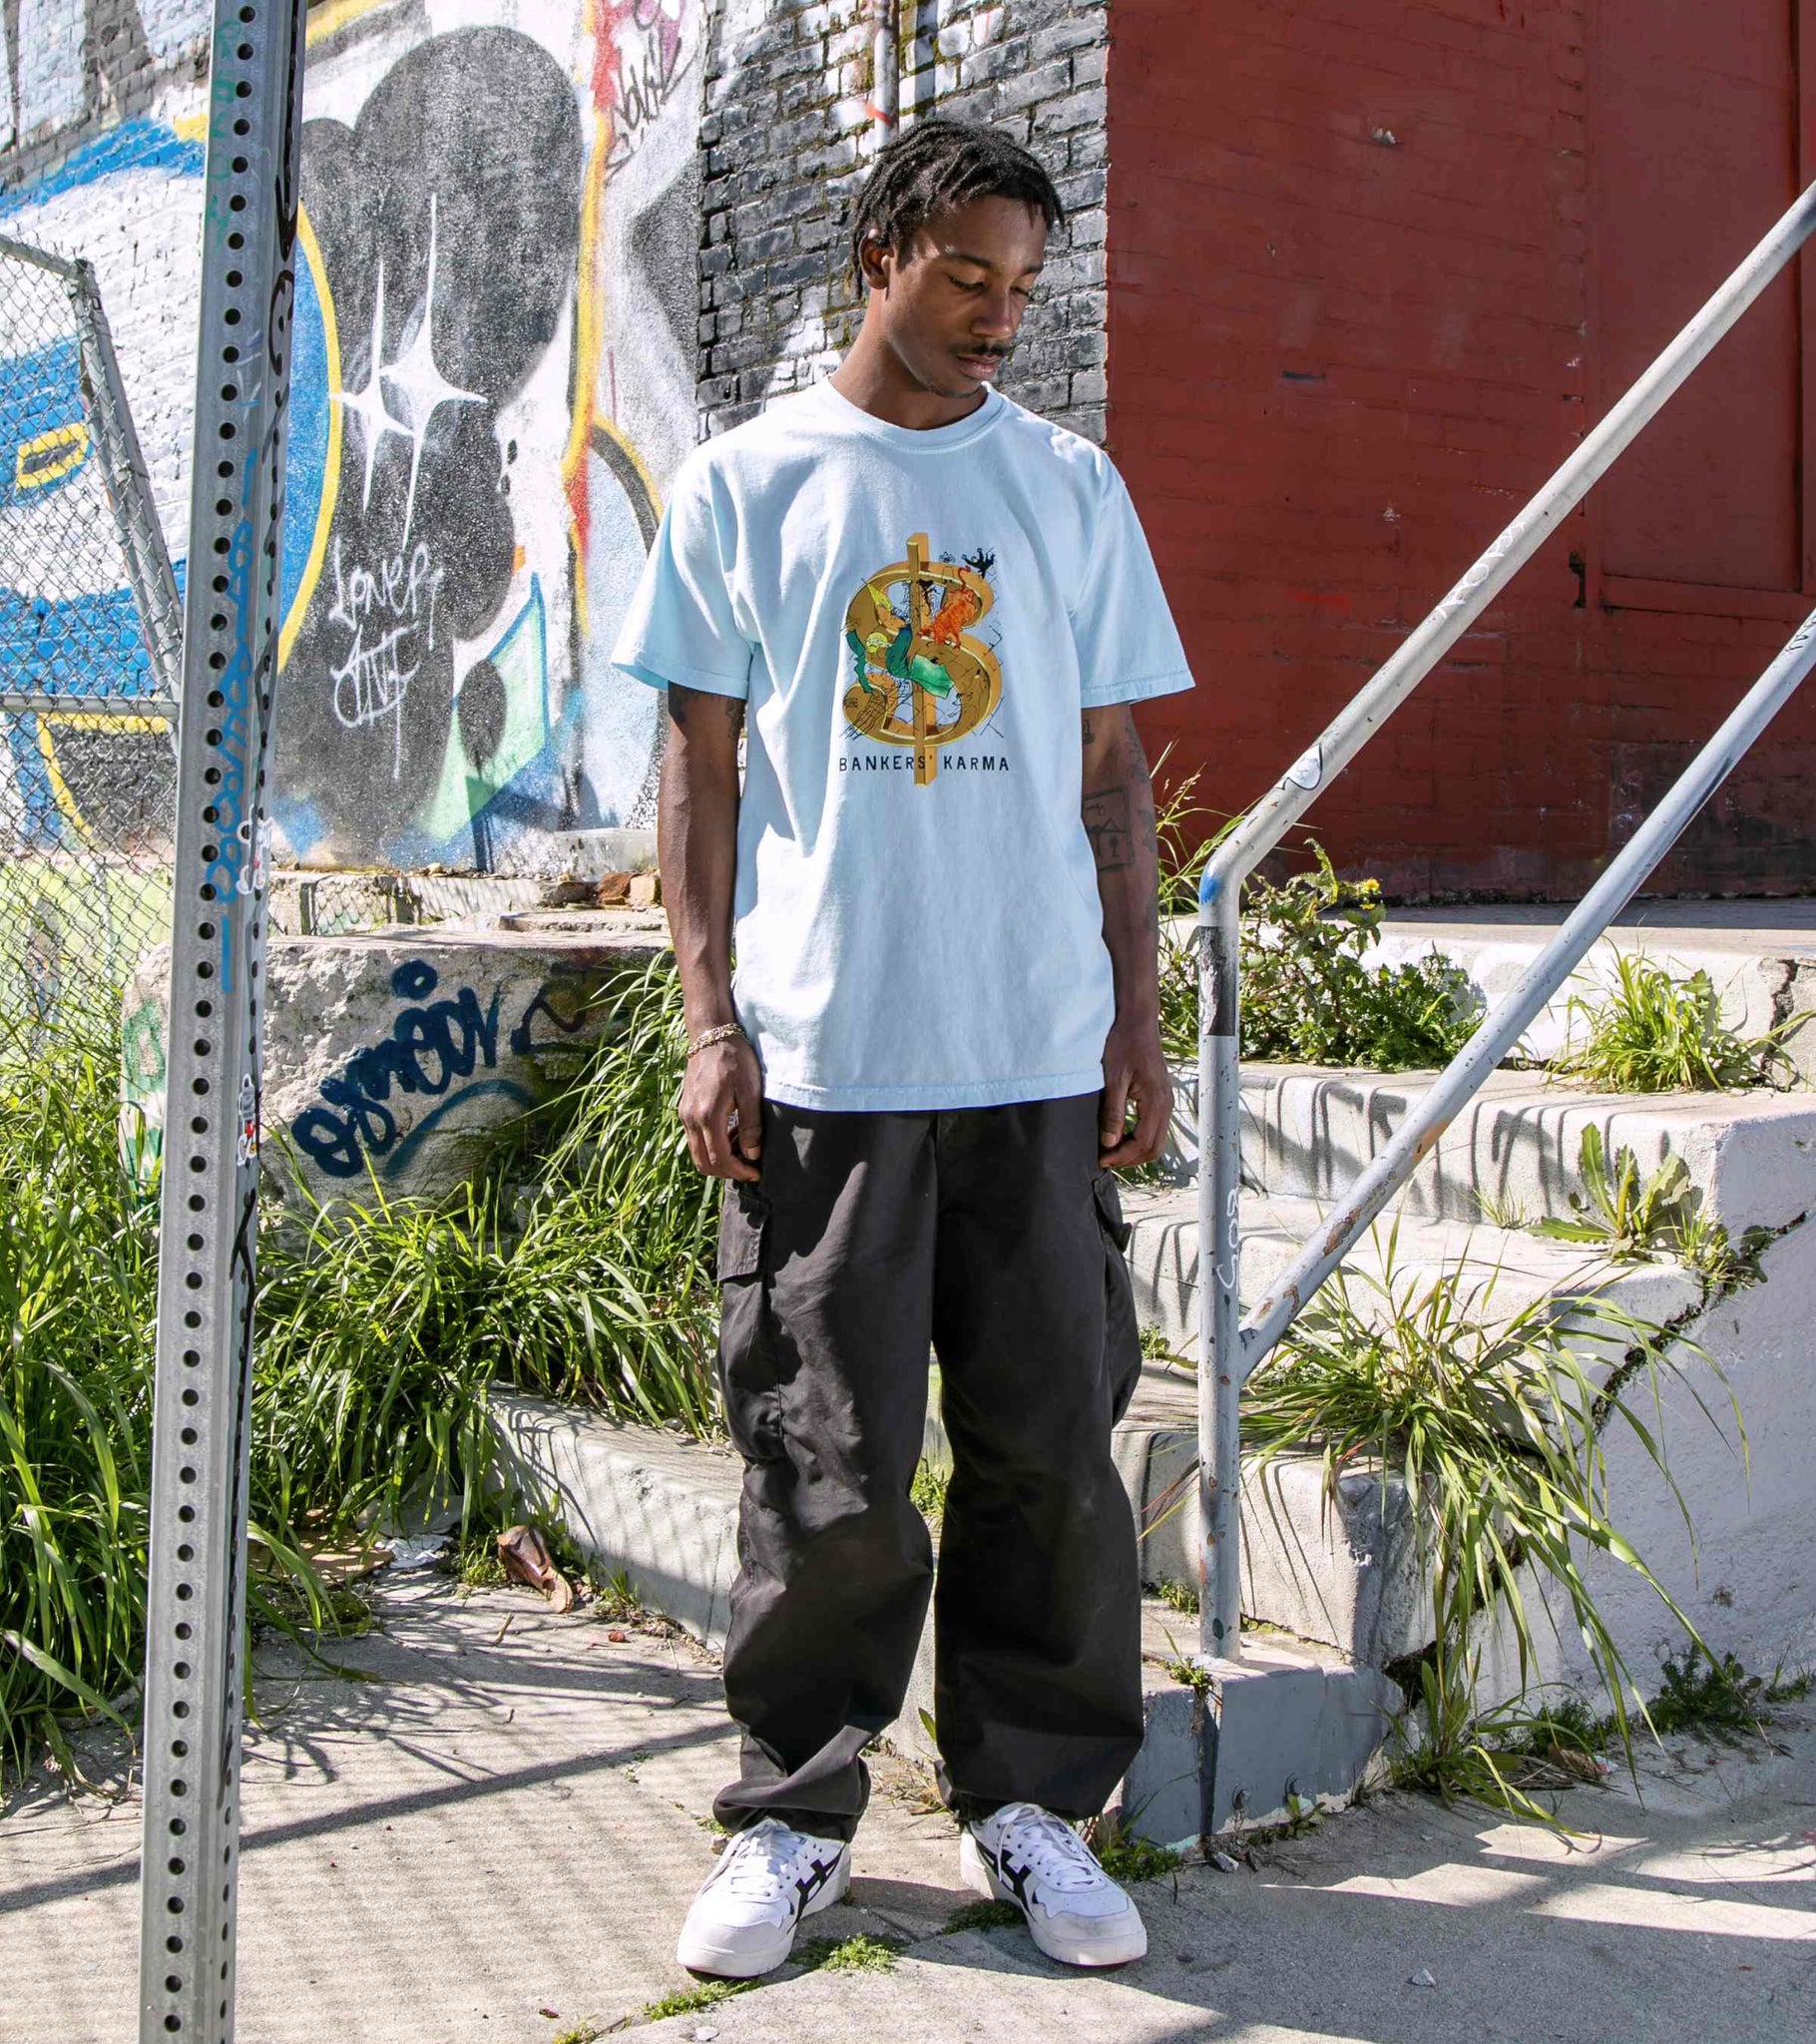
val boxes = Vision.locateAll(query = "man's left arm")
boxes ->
[1082,705,1171,1170]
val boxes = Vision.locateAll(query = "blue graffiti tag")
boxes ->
[288,960,613,1181]
[290,960,509,1178]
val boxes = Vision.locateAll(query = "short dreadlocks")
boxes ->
[848,117,1065,285]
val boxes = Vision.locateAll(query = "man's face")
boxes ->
[861,195,1049,400]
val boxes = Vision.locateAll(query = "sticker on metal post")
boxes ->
[1284,743,1323,791]
[235,1071,260,1167]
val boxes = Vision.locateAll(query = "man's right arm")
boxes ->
[660,682,764,1182]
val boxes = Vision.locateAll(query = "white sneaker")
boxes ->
[959,1802,1147,1968]
[675,1816,851,1978]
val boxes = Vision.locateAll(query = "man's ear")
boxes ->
[857,233,894,293]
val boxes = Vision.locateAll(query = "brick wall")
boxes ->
[1112,0,1816,898]
[699,0,1111,443]
[2,1,211,184]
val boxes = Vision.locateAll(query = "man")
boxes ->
[612,117,1192,1978]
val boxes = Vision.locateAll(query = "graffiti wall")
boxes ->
[0,0,698,874]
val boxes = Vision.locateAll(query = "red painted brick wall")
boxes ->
[1109,0,1816,898]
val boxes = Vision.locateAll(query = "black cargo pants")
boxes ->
[710,1093,1145,1841]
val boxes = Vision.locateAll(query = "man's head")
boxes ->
[848,118,1064,400]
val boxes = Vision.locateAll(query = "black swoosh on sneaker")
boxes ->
[791,1853,841,1917]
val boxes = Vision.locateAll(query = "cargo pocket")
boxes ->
[716,1186,784,1464]
[1092,1171,1142,1425]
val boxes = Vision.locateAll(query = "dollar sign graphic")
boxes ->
[842,532,1002,784]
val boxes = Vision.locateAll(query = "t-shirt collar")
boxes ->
[800,374,1007,451]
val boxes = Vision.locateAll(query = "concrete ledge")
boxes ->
[488,1390,1398,1843]
[491,1392,742,1650]
[1117,1639,1400,1841]
[124,918,666,1205]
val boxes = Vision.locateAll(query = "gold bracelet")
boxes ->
[685,1021,748,1060]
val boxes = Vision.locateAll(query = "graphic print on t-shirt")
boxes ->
[841,531,1004,784]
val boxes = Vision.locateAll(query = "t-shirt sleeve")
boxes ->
[610,458,754,699]
[1070,467,1194,708]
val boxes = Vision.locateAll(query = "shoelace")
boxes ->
[995,1805,1110,1894]
[713,1820,811,1902]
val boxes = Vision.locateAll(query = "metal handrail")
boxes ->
[1194,178,1816,1659]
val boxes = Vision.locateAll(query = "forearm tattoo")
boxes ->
[668,682,744,737]
[1083,780,1135,871]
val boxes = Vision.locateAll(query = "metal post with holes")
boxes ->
[138,7,307,2041]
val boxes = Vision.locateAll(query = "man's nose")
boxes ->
[972,287,1021,339]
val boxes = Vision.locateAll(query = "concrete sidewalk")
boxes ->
[5,1573,1812,2043]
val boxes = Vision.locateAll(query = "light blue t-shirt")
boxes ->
[611,377,1193,1111]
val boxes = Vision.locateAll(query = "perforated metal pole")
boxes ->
[138,8,307,2041]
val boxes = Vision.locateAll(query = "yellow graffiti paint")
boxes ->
[33,720,97,847]
[561,0,615,642]
[278,203,343,670]
[305,0,393,46]
[39,712,170,733]
[16,421,89,491]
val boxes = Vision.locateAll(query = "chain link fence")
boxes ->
[0,230,183,1033]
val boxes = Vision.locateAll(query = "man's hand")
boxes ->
[1099,1013,1172,1170]
[679,1034,764,1182]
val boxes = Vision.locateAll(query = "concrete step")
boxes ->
[1164,1063,1816,1234]
[1371,902,1816,1085]
[488,1392,1396,1842]
[1164,901,1816,1083]
[1115,1197,1816,1699]
[1124,1185,1700,1357]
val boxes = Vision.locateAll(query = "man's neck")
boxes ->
[829,336,990,433]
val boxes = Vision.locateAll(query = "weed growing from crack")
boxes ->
[1150,1578,1200,1616]
[1646,1645,1813,1744]
[1555,954,1809,1093]
[795,1932,905,1974]
[640,1979,754,2021]
[942,1898,1023,1934]
[1226,1790,1325,1848]
[1140,1322,1192,1370]
[1534,1126,1698,1258]
[1083,1811,1184,1884]
[1151,771,1480,1073]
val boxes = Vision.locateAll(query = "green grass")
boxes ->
[910,1459,950,1529]
[0,955,725,1781]
[1556,954,1807,1093]
[1150,1578,1200,1616]
[0,999,161,1761]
